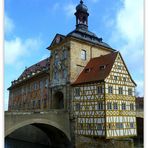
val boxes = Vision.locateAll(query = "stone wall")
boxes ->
[75,135,134,148]
[69,40,111,83]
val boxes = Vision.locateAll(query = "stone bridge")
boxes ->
[5,110,71,147]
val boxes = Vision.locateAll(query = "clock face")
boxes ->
[56,36,60,44]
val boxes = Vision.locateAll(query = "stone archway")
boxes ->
[5,122,71,147]
[53,91,64,109]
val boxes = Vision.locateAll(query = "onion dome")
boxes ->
[76,0,88,12]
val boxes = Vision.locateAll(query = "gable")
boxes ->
[105,52,136,86]
[72,52,118,85]
[47,34,65,50]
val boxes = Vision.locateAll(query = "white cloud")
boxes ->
[64,3,76,17]
[5,37,42,65]
[110,0,144,96]
[116,0,143,42]
[5,14,15,34]
[116,0,144,70]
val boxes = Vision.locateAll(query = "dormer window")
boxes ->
[100,65,106,70]
[85,68,91,73]
[81,49,86,60]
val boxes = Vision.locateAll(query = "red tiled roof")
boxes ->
[18,57,50,79]
[72,52,118,85]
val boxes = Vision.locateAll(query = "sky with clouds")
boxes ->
[4,0,144,110]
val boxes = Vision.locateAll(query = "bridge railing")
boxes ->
[5,109,68,115]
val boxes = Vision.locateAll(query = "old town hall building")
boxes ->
[8,0,137,146]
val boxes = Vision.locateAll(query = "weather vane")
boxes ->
[80,0,83,4]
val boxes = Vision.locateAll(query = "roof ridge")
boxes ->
[91,51,118,60]
[26,57,50,69]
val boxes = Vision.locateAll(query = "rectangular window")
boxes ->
[123,77,126,82]
[116,123,123,129]
[118,65,122,69]
[80,123,83,129]
[63,69,67,78]
[97,124,102,130]
[108,123,112,129]
[62,50,67,59]
[119,87,123,95]
[114,76,118,80]
[33,100,36,109]
[45,79,48,88]
[130,103,134,111]
[87,123,91,130]
[98,86,103,94]
[108,86,113,94]
[75,103,80,111]
[113,102,118,110]
[107,102,112,110]
[75,88,80,96]
[128,88,132,96]
[130,123,134,128]
[121,103,126,110]
[43,99,47,108]
[40,81,43,89]
[34,82,37,90]
[81,50,86,60]
[38,100,41,108]
[97,102,103,110]
[54,71,58,80]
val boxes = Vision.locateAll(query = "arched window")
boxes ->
[53,92,64,109]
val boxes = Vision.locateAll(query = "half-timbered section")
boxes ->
[73,82,105,136]
[8,58,50,111]
[72,52,137,139]
[105,53,137,138]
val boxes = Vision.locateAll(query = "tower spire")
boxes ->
[80,0,83,4]
[75,0,89,30]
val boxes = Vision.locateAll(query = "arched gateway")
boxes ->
[53,91,64,109]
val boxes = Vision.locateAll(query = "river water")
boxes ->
[5,138,49,148]
[5,138,143,148]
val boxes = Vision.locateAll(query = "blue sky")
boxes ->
[4,0,144,110]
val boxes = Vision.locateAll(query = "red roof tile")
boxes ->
[72,52,118,85]
[18,57,50,79]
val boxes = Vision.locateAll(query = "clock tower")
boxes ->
[47,0,113,110]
